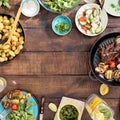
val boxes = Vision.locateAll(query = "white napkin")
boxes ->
[54,96,85,120]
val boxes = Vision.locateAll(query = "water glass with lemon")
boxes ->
[0,77,7,92]
[85,94,115,120]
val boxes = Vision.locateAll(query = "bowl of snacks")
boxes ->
[38,0,81,14]
[0,14,25,63]
[52,16,72,36]
[75,3,108,36]
[57,103,81,120]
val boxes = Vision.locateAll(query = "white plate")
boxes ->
[99,0,120,17]
[75,3,108,36]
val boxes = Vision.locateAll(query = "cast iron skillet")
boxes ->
[0,14,25,63]
[89,32,120,86]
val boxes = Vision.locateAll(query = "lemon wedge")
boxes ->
[0,79,4,86]
[100,84,109,96]
[48,103,57,112]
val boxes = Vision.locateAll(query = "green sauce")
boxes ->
[59,105,79,120]
[55,22,70,33]
[111,3,120,13]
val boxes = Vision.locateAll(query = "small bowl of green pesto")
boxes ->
[52,16,72,36]
[57,104,81,120]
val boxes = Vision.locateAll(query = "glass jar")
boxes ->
[85,94,114,120]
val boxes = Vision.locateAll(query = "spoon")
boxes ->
[99,0,105,9]
[0,7,22,45]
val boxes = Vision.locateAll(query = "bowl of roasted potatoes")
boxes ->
[0,14,25,62]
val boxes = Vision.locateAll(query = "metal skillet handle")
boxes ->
[89,70,98,81]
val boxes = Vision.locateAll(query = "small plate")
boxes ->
[99,0,120,17]
[21,0,40,17]
[75,3,108,36]
[52,16,72,36]
[0,90,39,120]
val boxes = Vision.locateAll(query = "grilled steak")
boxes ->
[99,41,120,63]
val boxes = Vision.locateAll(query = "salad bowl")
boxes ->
[38,0,81,14]
[75,3,108,36]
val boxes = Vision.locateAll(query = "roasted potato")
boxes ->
[0,15,24,62]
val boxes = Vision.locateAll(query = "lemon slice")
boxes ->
[100,84,109,95]
[48,103,57,112]
[0,79,4,86]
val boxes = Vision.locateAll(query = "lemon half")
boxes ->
[100,84,109,96]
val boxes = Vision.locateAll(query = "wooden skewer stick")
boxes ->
[3,7,22,45]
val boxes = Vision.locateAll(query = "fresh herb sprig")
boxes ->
[0,0,11,9]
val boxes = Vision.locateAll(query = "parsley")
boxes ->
[0,0,11,9]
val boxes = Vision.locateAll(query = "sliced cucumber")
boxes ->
[79,21,87,25]
[85,24,91,29]
[90,14,94,20]
[87,19,91,23]
[86,9,92,15]
[77,15,82,19]
[90,27,96,34]
[95,26,102,34]
[91,23,98,29]
[93,9,97,17]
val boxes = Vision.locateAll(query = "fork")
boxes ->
[0,109,11,119]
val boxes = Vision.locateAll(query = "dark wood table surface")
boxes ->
[0,0,120,120]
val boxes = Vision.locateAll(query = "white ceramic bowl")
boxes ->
[75,3,108,36]
[99,0,120,17]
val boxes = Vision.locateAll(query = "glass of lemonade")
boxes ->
[0,77,7,92]
[85,94,115,120]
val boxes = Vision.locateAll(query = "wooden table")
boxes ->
[0,0,120,120]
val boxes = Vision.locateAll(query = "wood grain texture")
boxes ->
[0,1,120,120]
[0,76,119,119]
[0,52,89,75]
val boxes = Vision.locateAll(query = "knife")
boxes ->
[39,97,45,120]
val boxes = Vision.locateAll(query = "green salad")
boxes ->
[43,0,80,12]
[7,102,36,120]
[2,90,37,120]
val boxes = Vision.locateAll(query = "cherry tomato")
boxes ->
[79,16,86,22]
[11,104,18,110]
[117,57,120,63]
[92,7,96,11]
[109,61,115,68]
[81,26,88,32]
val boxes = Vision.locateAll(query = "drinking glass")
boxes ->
[0,77,7,92]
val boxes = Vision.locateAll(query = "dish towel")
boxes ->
[54,96,85,120]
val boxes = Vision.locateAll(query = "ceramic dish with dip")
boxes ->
[21,0,40,17]
[99,0,120,17]
[52,16,72,36]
